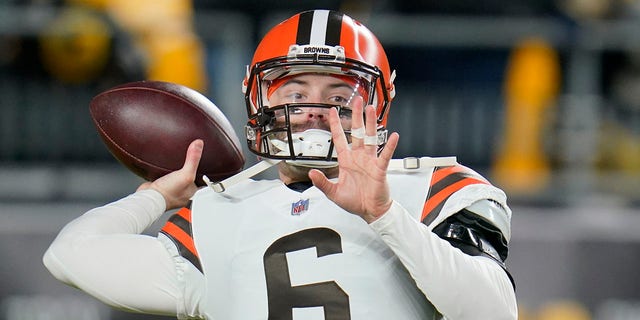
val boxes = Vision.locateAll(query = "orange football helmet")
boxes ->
[243,10,396,165]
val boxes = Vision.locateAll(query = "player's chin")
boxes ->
[281,160,339,179]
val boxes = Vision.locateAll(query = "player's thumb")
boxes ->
[309,169,334,196]
[182,139,204,177]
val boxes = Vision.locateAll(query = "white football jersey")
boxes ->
[43,161,514,320]
[158,164,511,319]
[182,169,435,319]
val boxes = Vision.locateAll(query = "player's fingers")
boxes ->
[182,139,204,176]
[363,105,378,154]
[328,108,350,154]
[379,132,399,169]
[349,97,365,149]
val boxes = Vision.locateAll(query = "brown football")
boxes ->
[90,81,245,186]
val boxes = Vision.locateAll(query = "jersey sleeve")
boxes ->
[371,164,516,319]
[42,189,183,316]
[370,201,517,320]
[157,204,208,319]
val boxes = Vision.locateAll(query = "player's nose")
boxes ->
[304,107,330,121]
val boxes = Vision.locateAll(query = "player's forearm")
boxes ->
[370,200,517,320]
[43,189,167,283]
[42,189,181,314]
[58,189,167,235]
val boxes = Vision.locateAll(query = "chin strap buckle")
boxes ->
[389,156,458,171]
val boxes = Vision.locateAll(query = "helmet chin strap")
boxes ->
[203,158,281,193]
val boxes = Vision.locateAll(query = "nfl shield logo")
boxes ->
[291,199,310,215]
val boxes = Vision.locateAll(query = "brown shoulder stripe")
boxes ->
[421,165,490,225]
[160,204,203,273]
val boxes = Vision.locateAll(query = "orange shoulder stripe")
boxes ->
[430,165,466,185]
[421,165,490,224]
[431,165,488,185]
[159,204,203,272]
[175,207,192,222]
[421,177,488,221]
[161,221,199,259]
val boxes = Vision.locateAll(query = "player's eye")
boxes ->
[286,92,305,102]
[289,107,304,114]
[328,96,349,104]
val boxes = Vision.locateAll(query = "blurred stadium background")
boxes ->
[1,0,640,319]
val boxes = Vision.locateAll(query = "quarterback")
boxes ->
[44,10,517,320]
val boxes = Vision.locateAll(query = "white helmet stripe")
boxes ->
[296,10,342,46]
[309,10,330,45]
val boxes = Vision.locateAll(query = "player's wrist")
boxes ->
[132,188,168,213]
[368,200,405,229]
[364,199,394,224]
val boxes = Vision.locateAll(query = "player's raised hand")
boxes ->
[309,97,400,223]
[137,139,204,210]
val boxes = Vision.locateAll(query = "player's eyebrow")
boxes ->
[280,78,355,90]
[280,78,307,88]
[328,82,355,90]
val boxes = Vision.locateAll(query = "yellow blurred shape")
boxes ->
[65,0,108,10]
[144,33,207,93]
[537,300,592,320]
[103,0,207,92]
[505,38,560,107]
[493,38,561,195]
[39,6,111,84]
[517,304,537,320]
[599,122,640,172]
[105,0,193,34]
[596,121,640,198]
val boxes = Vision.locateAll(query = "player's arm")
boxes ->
[369,199,517,320]
[43,189,182,315]
[43,139,205,316]
[311,101,516,318]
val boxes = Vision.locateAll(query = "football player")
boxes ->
[44,9,517,319]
